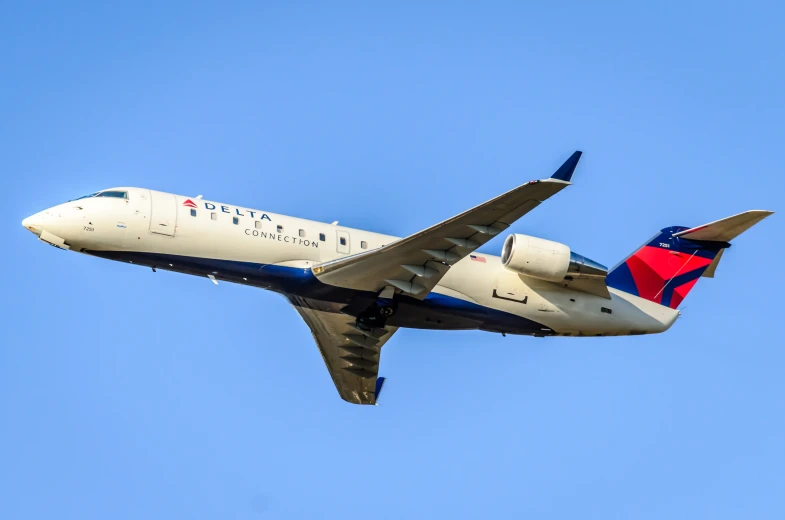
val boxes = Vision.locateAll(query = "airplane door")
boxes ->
[149,190,177,236]
[336,230,350,254]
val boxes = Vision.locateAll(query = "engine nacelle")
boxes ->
[501,234,570,282]
[500,234,608,282]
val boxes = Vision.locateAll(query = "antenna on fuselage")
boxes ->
[195,195,203,199]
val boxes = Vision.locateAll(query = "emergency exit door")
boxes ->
[336,230,350,254]
[149,191,177,236]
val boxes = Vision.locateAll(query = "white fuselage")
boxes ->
[23,187,679,337]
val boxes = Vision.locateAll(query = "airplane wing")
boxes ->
[313,151,583,298]
[288,296,397,405]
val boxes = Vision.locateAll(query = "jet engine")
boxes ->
[500,234,608,282]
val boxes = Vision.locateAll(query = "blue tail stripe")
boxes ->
[605,261,639,296]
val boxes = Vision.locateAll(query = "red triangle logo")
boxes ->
[183,199,198,208]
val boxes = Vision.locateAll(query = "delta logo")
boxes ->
[182,198,272,221]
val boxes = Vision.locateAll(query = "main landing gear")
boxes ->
[355,300,397,330]
[379,306,395,318]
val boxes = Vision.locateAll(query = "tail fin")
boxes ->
[606,210,773,309]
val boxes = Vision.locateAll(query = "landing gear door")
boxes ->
[149,190,177,236]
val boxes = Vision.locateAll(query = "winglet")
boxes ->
[374,377,386,405]
[550,151,582,182]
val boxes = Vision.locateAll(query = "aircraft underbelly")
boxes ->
[84,248,671,337]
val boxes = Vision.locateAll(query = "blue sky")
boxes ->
[1,1,783,518]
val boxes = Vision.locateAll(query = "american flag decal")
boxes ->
[470,255,486,263]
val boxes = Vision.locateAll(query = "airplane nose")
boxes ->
[22,213,43,236]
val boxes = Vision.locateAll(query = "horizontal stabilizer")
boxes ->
[673,210,773,242]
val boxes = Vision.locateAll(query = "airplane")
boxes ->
[22,152,773,405]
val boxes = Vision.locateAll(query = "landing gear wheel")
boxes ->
[379,306,395,317]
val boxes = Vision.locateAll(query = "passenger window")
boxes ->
[211,212,217,221]
[255,221,262,229]
[361,241,368,249]
[339,237,347,246]
[277,225,283,233]
[601,307,612,314]
[233,217,239,225]
[319,233,326,241]
[299,229,306,237]
[96,191,128,199]
[190,209,197,217]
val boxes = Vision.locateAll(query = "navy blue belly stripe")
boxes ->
[86,250,550,335]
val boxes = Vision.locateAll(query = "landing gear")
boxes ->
[355,301,397,329]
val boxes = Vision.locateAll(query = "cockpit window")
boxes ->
[69,190,128,202]
[96,191,128,199]
[72,192,98,201]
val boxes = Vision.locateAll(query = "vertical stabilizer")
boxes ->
[606,210,772,309]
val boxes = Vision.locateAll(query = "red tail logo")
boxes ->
[183,199,198,208]
[606,227,721,309]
